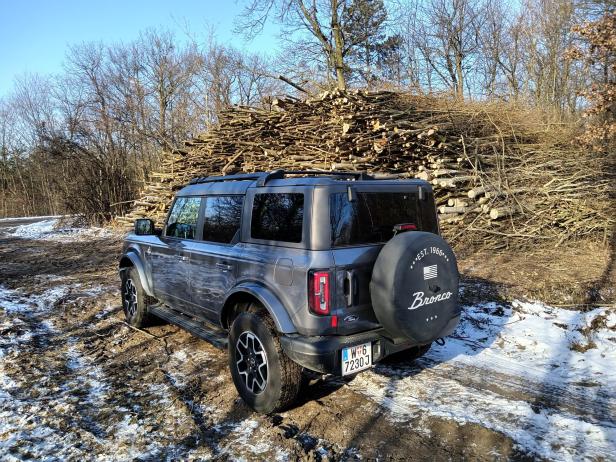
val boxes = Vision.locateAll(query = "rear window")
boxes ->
[251,193,304,243]
[202,195,243,244]
[330,192,422,247]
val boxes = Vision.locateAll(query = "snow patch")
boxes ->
[0,281,116,460]
[216,419,273,457]
[352,294,616,461]
[0,287,30,314]
[9,218,113,241]
[65,344,110,405]
[0,280,174,462]
[0,215,64,222]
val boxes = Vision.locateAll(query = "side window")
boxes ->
[202,195,243,244]
[165,197,201,239]
[251,193,304,243]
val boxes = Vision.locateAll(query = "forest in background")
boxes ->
[0,0,613,222]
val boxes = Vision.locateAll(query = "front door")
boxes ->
[150,196,202,310]
[189,195,244,323]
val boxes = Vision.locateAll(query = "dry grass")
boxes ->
[457,239,616,306]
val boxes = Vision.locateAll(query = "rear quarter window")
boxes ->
[251,193,304,243]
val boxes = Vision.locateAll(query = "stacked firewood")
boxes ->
[118,89,613,249]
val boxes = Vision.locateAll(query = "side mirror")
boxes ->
[134,218,157,236]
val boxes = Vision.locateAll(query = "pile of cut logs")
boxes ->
[118,89,613,249]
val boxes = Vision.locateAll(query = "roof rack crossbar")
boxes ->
[188,169,374,187]
[256,169,285,186]
[281,170,373,181]
[189,172,266,185]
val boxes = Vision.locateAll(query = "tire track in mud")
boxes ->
[0,283,189,459]
[0,279,347,461]
[0,230,363,461]
[0,284,110,458]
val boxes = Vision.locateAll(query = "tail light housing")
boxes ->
[308,270,330,315]
[393,223,417,233]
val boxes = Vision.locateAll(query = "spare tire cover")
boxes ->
[370,231,460,343]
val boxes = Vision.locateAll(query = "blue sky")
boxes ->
[0,0,280,97]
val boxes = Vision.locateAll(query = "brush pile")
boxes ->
[118,89,613,249]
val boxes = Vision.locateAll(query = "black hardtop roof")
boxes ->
[176,170,430,196]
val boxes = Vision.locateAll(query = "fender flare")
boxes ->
[223,282,297,334]
[119,250,154,297]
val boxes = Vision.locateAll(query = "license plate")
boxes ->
[341,342,372,376]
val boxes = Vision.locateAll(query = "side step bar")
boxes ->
[148,304,228,349]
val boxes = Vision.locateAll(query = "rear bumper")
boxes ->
[280,315,460,375]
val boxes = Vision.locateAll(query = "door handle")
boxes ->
[216,262,233,271]
[345,270,357,307]
[178,255,189,262]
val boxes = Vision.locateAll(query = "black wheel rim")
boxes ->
[235,331,268,394]
[123,278,137,317]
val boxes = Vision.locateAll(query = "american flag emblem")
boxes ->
[423,265,438,280]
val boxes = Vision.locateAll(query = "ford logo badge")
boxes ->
[344,315,359,322]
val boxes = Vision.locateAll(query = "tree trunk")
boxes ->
[456,53,464,99]
[331,0,347,90]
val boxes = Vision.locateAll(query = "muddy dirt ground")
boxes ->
[1,221,614,461]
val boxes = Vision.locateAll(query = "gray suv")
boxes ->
[120,170,461,413]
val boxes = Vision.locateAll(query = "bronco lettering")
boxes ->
[408,290,453,310]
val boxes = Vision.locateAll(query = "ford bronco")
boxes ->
[119,170,460,413]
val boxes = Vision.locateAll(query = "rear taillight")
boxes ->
[309,270,330,315]
[393,223,417,233]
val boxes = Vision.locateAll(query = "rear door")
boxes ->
[328,184,437,335]
[188,195,244,323]
[150,196,202,309]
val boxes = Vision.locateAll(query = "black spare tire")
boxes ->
[370,231,460,344]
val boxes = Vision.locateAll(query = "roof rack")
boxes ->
[188,169,374,187]
[279,170,374,181]
[189,172,267,185]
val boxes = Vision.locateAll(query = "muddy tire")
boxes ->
[229,310,302,414]
[120,267,151,327]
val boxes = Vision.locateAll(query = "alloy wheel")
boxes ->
[123,278,138,317]
[235,331,268,394]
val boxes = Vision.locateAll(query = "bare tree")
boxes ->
[415,0,482,99]
[569,9,615,150]
[0,28,289,220]
[520,0,580,111]
[389,0,427,91]
[238,0,350,89]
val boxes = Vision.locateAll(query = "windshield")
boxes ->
[330,191,436,247]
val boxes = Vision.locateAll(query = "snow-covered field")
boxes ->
[1,218,615,460]
[0,215,65,222]
[7,217,112,241]
[351,288,616,461]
